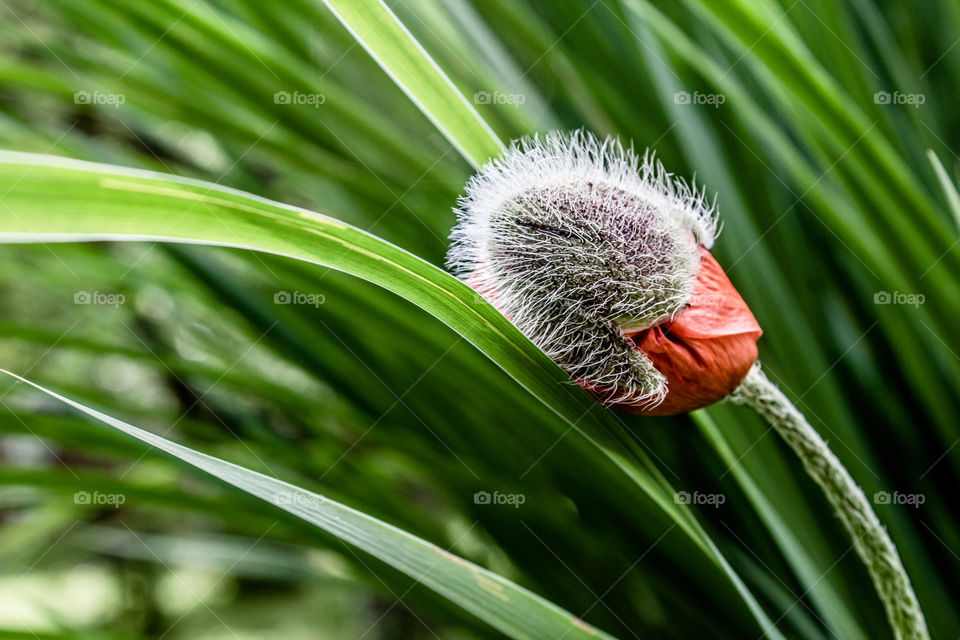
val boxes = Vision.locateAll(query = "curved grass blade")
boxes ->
[320,0,504,168]
[0,151,593,429]
[692,409,868,639]
[0,369,615,640]
[927,150,960,231]
[0,151,784,637]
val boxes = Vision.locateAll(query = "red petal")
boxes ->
[619,247,761,415]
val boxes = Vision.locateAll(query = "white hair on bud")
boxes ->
[447,130,719,408]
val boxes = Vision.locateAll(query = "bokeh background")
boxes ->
[1,1,959,638]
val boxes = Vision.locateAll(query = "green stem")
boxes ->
[731,364,929,640]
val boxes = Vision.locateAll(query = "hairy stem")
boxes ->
[731,364,929,640]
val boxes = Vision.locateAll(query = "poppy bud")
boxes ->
[447,131,760,415]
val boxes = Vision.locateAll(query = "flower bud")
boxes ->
[448,131,761,415]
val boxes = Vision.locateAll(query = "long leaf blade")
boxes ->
[321,0,504,167]
[0,151,784,638]
[0,151,595,425]
[0,369,614,640]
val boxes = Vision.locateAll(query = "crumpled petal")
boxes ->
[619,247,761,415]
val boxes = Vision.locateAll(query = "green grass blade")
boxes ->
[0,368,615,640]
[320,0,504,167]
[692,409,867,639]
[927,150,960,231]
[0,151,785,637]
[0,151,588,428]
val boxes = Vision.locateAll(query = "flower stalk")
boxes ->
[732,364,929,640]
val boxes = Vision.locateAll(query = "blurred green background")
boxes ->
[1,0,959,638]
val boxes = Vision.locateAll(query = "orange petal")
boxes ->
[619,247,761,415]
